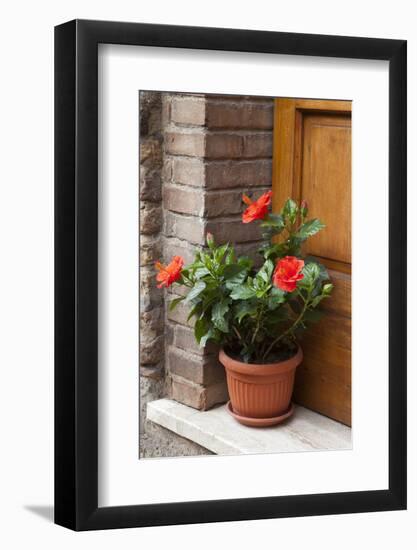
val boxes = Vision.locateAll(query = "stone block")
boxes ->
[140,138,162,166]
[171,157,205,187]
[139,168,162,202]
[171,323,216,356]
[140,334,164,365]
[140,234,162,266]
[163,237,200,265]
[171,376,229,410]
[171,96,206,126]
[140,202,162,235]
[140,363,164,380]
[163,184,204,216]
[164,212,205,244]
[167,345,225,385]
[166,294,194,327]
[140,307,164,341]
[140,266,163,311]
[165,131,205,157]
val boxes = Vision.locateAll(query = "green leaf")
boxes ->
[257,259,274,283]
[187,303,201,322]
[299,262,321,288]
[212,299,230,332]
[200,328,216,347]
[260,214,285,238]
[295,219,325,240]
[267,287,285,310]
[215,243,229,264]
[237,256,253,270]
[229,285,256,300]
[262,242,288,260]
[194,318,209,344]
[234,301,257,323]
[169,296,185,311]
[193,267,211,279]
[225,247,236,265]
[282,198,298,223]
[223,264,243,278]
[223,264,248,289]
[260,213,284,229]
[184,281,206,303]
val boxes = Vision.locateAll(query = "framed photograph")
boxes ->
[55,19,407,530]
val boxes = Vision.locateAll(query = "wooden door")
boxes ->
[272,98,352,426]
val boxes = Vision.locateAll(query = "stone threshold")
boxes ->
[147,399,352,456]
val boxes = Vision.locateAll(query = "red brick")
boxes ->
[203,189,263,218]
[206,218,262,243]
[242,133,273,158]
[205,133,242,159]
[204,159,272,189]
[206,101,273,130]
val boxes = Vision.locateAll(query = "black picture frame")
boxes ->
[55,19,407,531]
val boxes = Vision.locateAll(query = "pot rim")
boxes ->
[219,345,303,376]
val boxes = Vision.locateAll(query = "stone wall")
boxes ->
[140,91,274,455]
[139,92,165,455]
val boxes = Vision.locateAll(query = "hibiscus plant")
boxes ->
[155,192,333,364]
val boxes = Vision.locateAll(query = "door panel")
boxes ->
[301,114,351,266]
[272,98,352,426]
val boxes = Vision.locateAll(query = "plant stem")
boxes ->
[262,294,310,361]
[251,306,264,346]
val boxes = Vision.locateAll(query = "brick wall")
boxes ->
[161,93,274,410]
[140,91,274,435]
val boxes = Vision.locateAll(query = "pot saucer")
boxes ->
[226,401,294,427]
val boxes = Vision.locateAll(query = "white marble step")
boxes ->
[147,398,352,456]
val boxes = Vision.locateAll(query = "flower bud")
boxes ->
[322,283,333,295]
[206,232,215,248]
[300,199,308,218]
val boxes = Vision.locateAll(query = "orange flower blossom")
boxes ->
[155,256,184,288]
[273,256,304,292]
[242,190,273,223]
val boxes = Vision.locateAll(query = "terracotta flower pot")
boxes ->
[219,347,303,427]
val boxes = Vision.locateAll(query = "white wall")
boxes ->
[0,1,415,548]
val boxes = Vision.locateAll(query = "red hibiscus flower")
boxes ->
[155,256,184,288]
[242,191,272,223]
[273,256,305,292]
